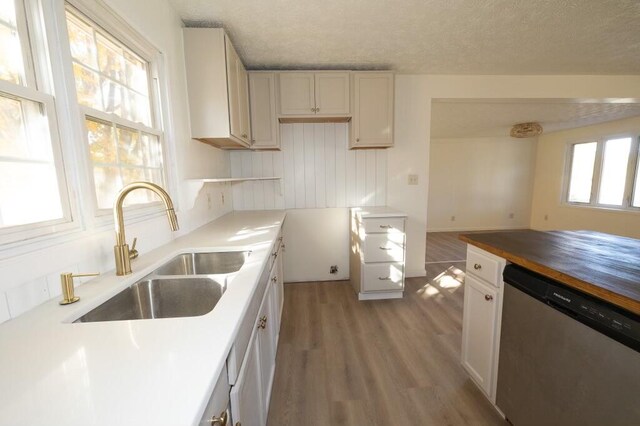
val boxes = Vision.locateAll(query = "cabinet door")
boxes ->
[249,73,279,149]
[461,274,499,397]
[237,60,251,143]
[314,72,350,115]
[278,73,315,115]
[351,73,394,148]
[230,330,264,426]
[258,279,277,415]
[225,37,242,140]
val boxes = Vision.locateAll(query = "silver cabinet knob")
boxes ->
[311,108,315,112]
[316,107,320,112]
[241,133,248,139]
[485,294,493,301]
[356,138,360,142]
[474,263,482,270]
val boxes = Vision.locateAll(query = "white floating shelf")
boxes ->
[185,177,281,209]
[189,177,281,183]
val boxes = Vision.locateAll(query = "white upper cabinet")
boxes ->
[350,72,394,148]
[314,73,350,115]
[278,72,350,117]
[183,28,251,149]
[249,73,279,150]
[278,73,316,115]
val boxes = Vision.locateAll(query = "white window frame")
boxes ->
[0,0,77,248]
[63,0,174,225]
[563,133,640,212]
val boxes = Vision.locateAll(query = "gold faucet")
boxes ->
[113,182,179,276]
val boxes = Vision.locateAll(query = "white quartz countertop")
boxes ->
[353,206,408,218]
[0,210,286,426]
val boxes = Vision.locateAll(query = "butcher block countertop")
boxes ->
[459,230,640,316]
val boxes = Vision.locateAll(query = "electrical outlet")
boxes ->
[207,194,212,210]
[330,265,338,274]
[544,214,549,221]
[408,174,419,185]
[450,215,456,222]
[509,212,515,219]
[221,192,225,205]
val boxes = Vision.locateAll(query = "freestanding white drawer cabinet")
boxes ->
[350,207,407,300]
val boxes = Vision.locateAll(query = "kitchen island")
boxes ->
[460,229,640,315]
[459,229,640,425]
[0,210,285,426]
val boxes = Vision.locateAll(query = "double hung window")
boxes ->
[65,5,165,211]
[0,0,71,242]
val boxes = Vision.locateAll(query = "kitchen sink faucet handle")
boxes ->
[129,237,138,260]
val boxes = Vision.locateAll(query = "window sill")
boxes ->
[562,202,640,215]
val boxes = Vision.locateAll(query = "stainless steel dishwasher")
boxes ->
[497,264,640,426]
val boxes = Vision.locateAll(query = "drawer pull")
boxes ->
[378,276,391,281]
[473,263,482,270]
[379,224,392,229]
[210,411,228,426]
[485,294,493,301]
[379,246,392,250]
[271,276,277,282]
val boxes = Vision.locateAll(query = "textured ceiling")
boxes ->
[431,100,640,138]
[168,0,640,74]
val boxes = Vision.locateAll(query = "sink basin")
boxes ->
[74,277,225,323]
[151,251,249,276]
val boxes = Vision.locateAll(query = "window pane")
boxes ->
[96,33,125,83]
[598,137,631,205]
[633,148,640,208]
[568,142,597,203]
[117,126,143,166]
[65,8,153,127]
[0,94,53,161]
[72,63,102,109]
[0,162,63,227]
[0,1,26,86]
[141,133,162,167]
[66,14,97,69]
[87,118,116,163]
[93,165,121,209]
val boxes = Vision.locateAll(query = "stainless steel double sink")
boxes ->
[75,251,250,323]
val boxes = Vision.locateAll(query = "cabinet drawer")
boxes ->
[363,234,405,263]
[466,247,501,286]
[362,217,405,234]
[198,365,230,426]
[362,263,404,292]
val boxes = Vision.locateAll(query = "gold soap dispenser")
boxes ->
[59,272,99,305]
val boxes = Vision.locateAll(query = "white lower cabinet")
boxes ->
[461,245,506,404]
[199,365,230,426]
[258,273,277,415]
[461,274,499,397]
[229,236,284,426]
[230,330,264,426]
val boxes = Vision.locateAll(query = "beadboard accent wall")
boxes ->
[230,123,388,210]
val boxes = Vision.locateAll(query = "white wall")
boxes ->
[230,122,388,282]
[0,0,232,322]
[282,209,350,282]
[427,137,536,231]
[530,115,640,238]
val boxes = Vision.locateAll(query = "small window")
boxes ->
[65,6,166,211]
[567,142,597,203]
[566,136,640,211]
[597,137,631,206]
[633,145,640,208]
[0,0,72,240]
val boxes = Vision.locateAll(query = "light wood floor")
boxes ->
[426,232,468,263]
[267,264,506,425]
